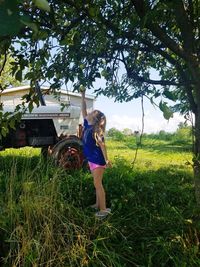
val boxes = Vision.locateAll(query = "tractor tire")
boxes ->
[51,136,85,170]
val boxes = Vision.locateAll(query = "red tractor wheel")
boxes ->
[51,136,85,170]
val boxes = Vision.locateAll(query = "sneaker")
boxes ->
[95,208,111,219]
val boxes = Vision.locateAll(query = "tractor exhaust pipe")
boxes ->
[34,81,46,106]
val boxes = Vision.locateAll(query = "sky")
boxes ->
[93,94,185,134]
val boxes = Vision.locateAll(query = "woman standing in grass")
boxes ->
[81,88,112,219]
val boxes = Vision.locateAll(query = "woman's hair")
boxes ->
[91,110,106,140]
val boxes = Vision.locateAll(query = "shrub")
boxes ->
[107,127,124,141]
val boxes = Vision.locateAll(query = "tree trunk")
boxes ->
[189,65,200,207]
[194,109,200,207]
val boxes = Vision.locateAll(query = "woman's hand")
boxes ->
[106,159,112,168]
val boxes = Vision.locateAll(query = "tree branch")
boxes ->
[120,52,181,86]
[172,1,195,53]
[128,72,182,86]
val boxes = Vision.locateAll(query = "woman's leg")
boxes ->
[91,167,106,211]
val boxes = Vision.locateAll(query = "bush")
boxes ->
[107,127,124,141]
[172,126,192,144]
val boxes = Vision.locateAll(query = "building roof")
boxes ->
[1,85,95,100]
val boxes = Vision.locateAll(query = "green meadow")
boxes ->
[0,137,199,267]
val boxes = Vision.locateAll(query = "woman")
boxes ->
[81,89,112,219]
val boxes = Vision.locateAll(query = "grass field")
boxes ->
[0,137,199,267]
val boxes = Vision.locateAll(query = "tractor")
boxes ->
[0,83,92,170]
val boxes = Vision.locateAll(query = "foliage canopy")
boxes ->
[1,0,199,118]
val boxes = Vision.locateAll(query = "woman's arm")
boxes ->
[81,89,87,118]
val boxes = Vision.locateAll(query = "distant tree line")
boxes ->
[107,122,192,145]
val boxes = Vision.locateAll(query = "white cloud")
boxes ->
[107,113,186,133]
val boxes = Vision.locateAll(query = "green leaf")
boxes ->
[28,102,34,113]
[88,7,98,17]
[37,30,49,40]
[20,19,38,33]
[163,90,177,101]
[163,109,173,120]
[79,64,85,70]
[60,31,77,46]
[159,101,165,112]
[101,69,109,78]
[15,70,22,82]
[159,101,173,120]
[1,127,8,137]
[0,0,23,36]
[9,119,16,130]
[33,0,51,12]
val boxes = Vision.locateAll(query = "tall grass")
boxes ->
[0,139,199,267]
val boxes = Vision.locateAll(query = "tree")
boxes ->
[1,0,200,205]
[122,128,133,136]
[174,122,192,144]
[107,127,124,141]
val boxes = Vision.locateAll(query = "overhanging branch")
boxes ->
[127,72,182,86]
[120,51,181,86]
